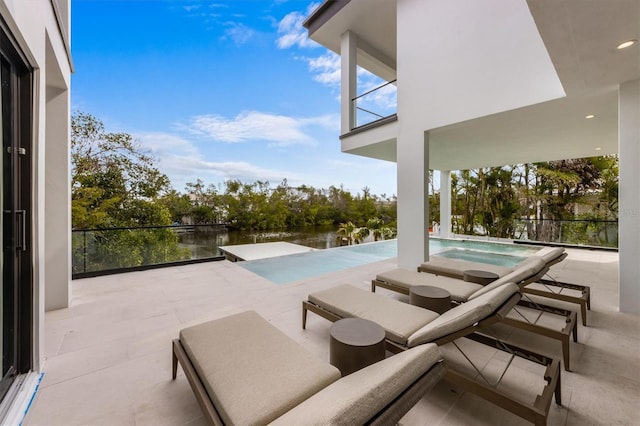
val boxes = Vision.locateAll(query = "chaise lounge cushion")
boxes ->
[536,247,565,264]
[309,284,439,346]
[408,283,519,346]
[269,344,442,426]
[179,311,341,425]
[468,257,546,299]
[376,268,482,301]
[420,255,512,278]
[419,246,564,279]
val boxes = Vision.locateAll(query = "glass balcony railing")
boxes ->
[73,218,617,278]
[351,79,397,129]
[513,219,618,248]
[447,218,618,249]
[72,224,345,278]
[72,224,227,277]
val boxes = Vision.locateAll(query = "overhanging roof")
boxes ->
[306,0,640,169]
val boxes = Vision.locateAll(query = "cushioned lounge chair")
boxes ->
[373,258,578,371]
[303,283,561,426]
[418,246,590,326]
[172,310,445,426]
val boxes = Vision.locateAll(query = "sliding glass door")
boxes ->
[0,25,33,402]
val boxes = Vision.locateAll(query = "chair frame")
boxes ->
[418,252,591,326]
[302,292,561,426]
[373,266,578,371]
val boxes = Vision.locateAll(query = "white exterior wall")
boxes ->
[439,170,451,237]
[0,0,72,373]
[396,128,429,268]
[340,31,357,134]
[396,0,565,266]
[618,79,640,314]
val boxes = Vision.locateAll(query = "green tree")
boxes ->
[71,112,189,271]
[480,167,519,238]
[158,189,192,224]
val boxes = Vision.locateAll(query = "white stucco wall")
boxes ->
[439,170,451,238]
[396,0,564,131]
[618,79,640,314]
[340,30,357,134]
[395,0,565,267]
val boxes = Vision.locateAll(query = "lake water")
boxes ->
[177,225,349,259]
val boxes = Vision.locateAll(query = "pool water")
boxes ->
[239,238,538,284]
[434,248,526,267]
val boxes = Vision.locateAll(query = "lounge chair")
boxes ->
[418,246,590,325]
[373,258,578,371]
[172,310,445,425]
[303,283,562,426]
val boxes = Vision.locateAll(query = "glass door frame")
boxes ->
[0,18,34,403]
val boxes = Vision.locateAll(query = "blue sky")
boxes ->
[71,0,399,197]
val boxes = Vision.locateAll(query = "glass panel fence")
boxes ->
[72,225,227,275]
[513,219,618,248]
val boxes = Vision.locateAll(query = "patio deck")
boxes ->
[24,248,638,425]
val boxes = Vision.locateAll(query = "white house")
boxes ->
[0,0,71,422]
[304,0,639,313]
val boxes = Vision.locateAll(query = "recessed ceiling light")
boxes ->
[617,39,637,49]
[585,114,595,119]
[595,147,602,151]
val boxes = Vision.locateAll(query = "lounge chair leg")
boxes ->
[371,280,376,292]
[172,342,178,380]
[562,335,571,372]
[555,363,562,406]
[302,302,308,330]
[581,301,587,326]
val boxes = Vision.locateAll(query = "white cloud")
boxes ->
[221,22,254,46]
[275,3,321,49]
[136,132,199,157]
[183,111,337,146]
[191,159,303,182]
[134,131,307,190]
[306,52,341,87]
[131,129,397,195]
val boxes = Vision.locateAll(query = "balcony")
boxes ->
[22,246,637,425]
[351,79,397,130]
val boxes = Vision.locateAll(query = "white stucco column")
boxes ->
[44,86,71,311]
[340,30,357,134]
[397,130,429,269]
[618,79,640,314]
[439,170,452,238]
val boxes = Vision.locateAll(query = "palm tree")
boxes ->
[354,227,370,244]
[366,217,384,241]
[336,221,356,246]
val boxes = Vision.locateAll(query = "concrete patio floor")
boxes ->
[24,247,638,425]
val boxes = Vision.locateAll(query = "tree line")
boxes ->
[71,112,398,271]
[71,112,618,271]
[429,157,618,245]
[71,112,398,232]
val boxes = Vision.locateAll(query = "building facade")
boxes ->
[305,0,640,313]
[0,0,71,422]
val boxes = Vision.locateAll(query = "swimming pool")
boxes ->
[239,238,538,284]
